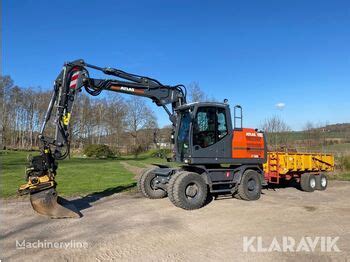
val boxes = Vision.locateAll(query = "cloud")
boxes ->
[275,102,285,110]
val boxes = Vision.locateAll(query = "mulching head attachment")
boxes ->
[29,188,81,218]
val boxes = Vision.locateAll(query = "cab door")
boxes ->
[191,105,231,162]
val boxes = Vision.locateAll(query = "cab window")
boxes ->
[217,108,228,138]
[193,107,228,148]
[177,111,191,156]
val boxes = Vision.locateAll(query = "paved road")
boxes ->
[1,181,350,261]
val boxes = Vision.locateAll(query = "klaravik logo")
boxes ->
[243,236,340,252]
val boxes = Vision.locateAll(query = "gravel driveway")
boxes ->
[1,181,349,261]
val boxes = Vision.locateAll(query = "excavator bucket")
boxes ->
[29,188,81,218]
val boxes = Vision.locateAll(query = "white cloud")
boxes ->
[275,102,285,110]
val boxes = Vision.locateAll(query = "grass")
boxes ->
[0,150,178,198]
[296,143,350,155]
[330,172,350,181]
[1,150,349,198]
[331,155,350,181]
[0,151,124,198]
[121,150,179,168]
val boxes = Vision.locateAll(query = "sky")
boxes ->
[2,0,350,130]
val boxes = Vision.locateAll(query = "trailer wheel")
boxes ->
[138,168,167,199]
[237,170,262,201]
[300,173,316,192]
[169,171,208,210]
[315,174,327,191]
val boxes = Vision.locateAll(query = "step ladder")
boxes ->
[267,154,280,184]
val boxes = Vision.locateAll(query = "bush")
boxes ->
[130,145,144,158]
[84,144,114,159]
[151,149,172,159]
[110,147,121,157]
[339,155,350,171]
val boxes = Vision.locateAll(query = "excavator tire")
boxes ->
[237,170,262,201]
[138,167,167,199]
[168,171,208,210]
[167,171,186,205]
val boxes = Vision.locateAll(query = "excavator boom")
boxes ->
[18,59,186,218]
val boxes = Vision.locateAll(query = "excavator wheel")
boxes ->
[30,188,81,219]
[168,171,208,210]
[138,167,167,199]
[236,170,262,201]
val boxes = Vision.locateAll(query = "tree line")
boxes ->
[260,115,349,154]
[0,75,161,154]
[1,74,345,155]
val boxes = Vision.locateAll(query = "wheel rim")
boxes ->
[247,178,257,192]
[185,183,199,198]
[321,177,327,187]
[150,176,159,190]
[310,178,316,188]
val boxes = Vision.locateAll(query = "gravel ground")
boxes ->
[1,181,350,261]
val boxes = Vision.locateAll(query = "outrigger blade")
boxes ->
[30,188,81,218]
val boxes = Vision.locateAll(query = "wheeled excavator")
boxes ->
[18,60,266,218]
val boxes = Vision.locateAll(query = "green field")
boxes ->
[330,172,350,181]
[0,150,171,198]
[1,150,349,198]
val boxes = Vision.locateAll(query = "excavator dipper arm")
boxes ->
[18,59,186,218]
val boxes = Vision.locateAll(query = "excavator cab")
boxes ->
[175,102,266,165]
[174,102,233,164]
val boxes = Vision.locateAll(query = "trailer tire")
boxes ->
[138,168,167,199]
[300,173,316,192]
[169,172,208,210]
[315,174,327,191]
[237,170,261,201]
